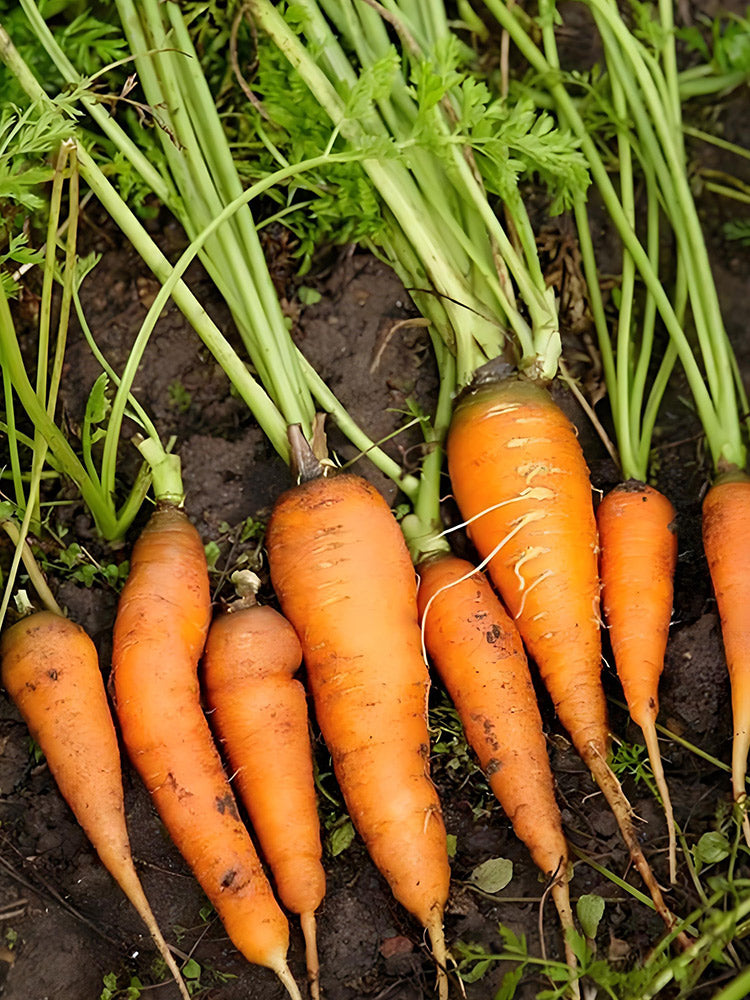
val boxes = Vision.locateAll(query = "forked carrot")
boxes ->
[702,473,750,845]
[417,553,578,985]
[203,581,325,999]
[597,481,678,880]
[266,471,451,999]
[447,373,685,943]
[0,610,191,1000]
[112,503,302,999]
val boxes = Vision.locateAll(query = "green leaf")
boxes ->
[460,956,493,983]
[85,373,111,426]
[469,857,513,893]
[329,819,355,857]
[182,958,201,980]
[446,833,457,858]
[343,51,400,123]
[576,893,605,940]
[694,831,730,866]
[494,964,524,1000]
[297,285,321,305]
[204,541,222,571]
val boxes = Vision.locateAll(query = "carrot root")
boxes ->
[426,911,449,1000]
[273,960,305,1000]
[585,747,689,949]
[732,729,750,848]
[300,911,320,1000]
[641,721,678,883]
[550,880,580,1000]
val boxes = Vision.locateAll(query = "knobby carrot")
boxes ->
[266,472,451,999]
[203,591,325,1000]
[597,481,678,880]
[447,373,685,942]
[111,503,301,999]
[417,553,578,984]
[702,472,750,845]
[0,611,190,1000]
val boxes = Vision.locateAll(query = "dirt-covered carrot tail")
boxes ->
[113,504,300,998]
[447,373,684,941]
[0,611,191,1000]
[202,599,325,998]
[266,472,450,996]
[597,481,678,881]
[417,553,578,988]
[702,473,750,847]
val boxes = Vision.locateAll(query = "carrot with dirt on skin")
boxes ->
[266,446,451,1000]
[0,610,191,1000]
[447,367,687,947]
[111,456,302,1000]
[202,571,325,1000]
[416,552,578,984]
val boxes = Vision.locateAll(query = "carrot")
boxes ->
[111,502,301,999]
[203,583,325,1000]
[0,610,191,1000]
[702,473,750,845]
[447,374,685,942]
[597,481,679,880]
[416,552,578,981]
[266,472,451,999]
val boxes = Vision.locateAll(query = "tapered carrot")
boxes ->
[417,553,578,982]
[0,610,191,1000]
[266,472,451,999]
[702,473,750,845]
[447,374,684,942]
[203,584,325,999]
[112,503,301,999]
[598,481,678,880]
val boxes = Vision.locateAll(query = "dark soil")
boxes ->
[2,17,750,1000]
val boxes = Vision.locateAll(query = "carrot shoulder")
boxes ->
[0,611,190,1000]
[417,553,577,978]
[447,375,684,941]
[598,481,678,879]
[702,474,750,844]
[203,600,325,999]
[112,503,299,997]
[266,473,450,996]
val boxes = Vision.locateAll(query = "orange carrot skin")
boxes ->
[203,604,325,918]
[1,611,139,882]
[447,377,607,762]
[112,504,289,970]
[417,554,568,881]
[702,476,750,800]
[266,474,450,930]
[597,482,677,729]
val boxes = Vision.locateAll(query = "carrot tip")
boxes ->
[272,960,304,1000]
[300,911,320,1000]
[426,912,449,1000]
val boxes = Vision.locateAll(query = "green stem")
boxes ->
[482,0,744,472]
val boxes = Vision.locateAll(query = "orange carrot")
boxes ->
[597,481,678,880]
[203,589,325,1000]
[111,503,301,999]
[447,375,684,941]
[266,472,451,998]
[417,553,577,978]
[702,472,750,845]
[0,610,190,1000]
